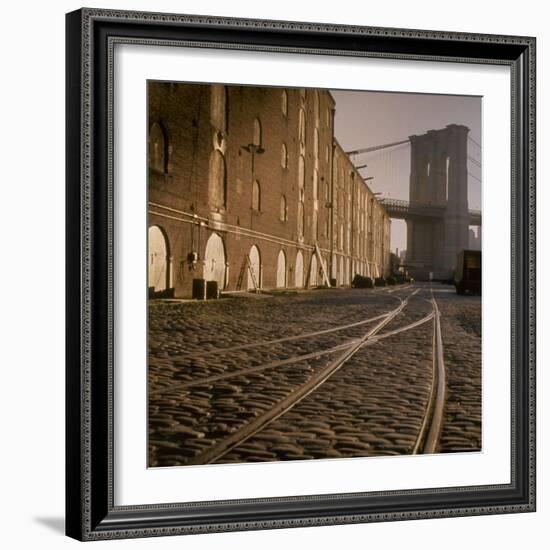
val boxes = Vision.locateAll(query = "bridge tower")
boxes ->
[406,124,470,280]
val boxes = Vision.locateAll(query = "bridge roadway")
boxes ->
[379,198,481,226]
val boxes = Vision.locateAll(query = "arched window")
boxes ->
[299,108,306,146]
[314,90,320,122]
[297,202,305,239]
[280,195,287,222]
[298,155,305,189]
[253,117,262,147]
[281,143,288,169]
[252,180,261,211]
[313,168,319,200]
[209,150,226,211]
[149,122,167,173]
[295,250,304,288]
[314,128,319,158]
[312,210,318,241]
[421,156,429,192]
[210,85,228,133]
[281,90,288,117]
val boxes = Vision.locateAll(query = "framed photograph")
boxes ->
[65,8,536,541]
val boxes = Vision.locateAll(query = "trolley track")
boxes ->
[227,320,435,462]
[412,292,446,453]
[149,289,411,393]
[183,289,419,465]
[156,311,390,361]
[149,285,449,466]
[150,310,435,394]
[152,287,408,361]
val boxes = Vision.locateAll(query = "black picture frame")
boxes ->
[66,7,536,541]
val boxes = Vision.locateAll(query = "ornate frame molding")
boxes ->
[66,8,536,541]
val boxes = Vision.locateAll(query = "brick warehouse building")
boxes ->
[148,82,391,298]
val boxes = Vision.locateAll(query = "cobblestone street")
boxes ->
[148,283,481,467]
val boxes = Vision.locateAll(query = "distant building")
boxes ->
[148,82,391,298]
[332,142,391,285]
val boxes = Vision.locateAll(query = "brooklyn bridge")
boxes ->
[348,123,482,280]
[147,85,482,468]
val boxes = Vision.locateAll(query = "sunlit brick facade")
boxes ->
[148,82,391,298]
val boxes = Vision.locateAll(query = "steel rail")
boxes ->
[150,309,434,395]
[160,311,390,360]
[184,290,418,465]
[154,287,412,362]
[151,341,355,394]
[412,292,446,454]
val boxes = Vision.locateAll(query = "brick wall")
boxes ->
[148,82,391,298]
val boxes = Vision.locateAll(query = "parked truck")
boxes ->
[454,250,481,295]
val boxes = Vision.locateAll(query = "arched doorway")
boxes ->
[204,233,226,289]
[247,245,261,290]
[276,250,286,288]
[148,226,169,292]
[322,255,329,284]
[295,250,304,288]
[309,254,318,287]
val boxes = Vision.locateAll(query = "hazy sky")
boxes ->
[330,90,482,253]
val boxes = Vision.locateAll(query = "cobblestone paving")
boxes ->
[433,287,482,453]
[148,284,481,467]
[222,323,433,462]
